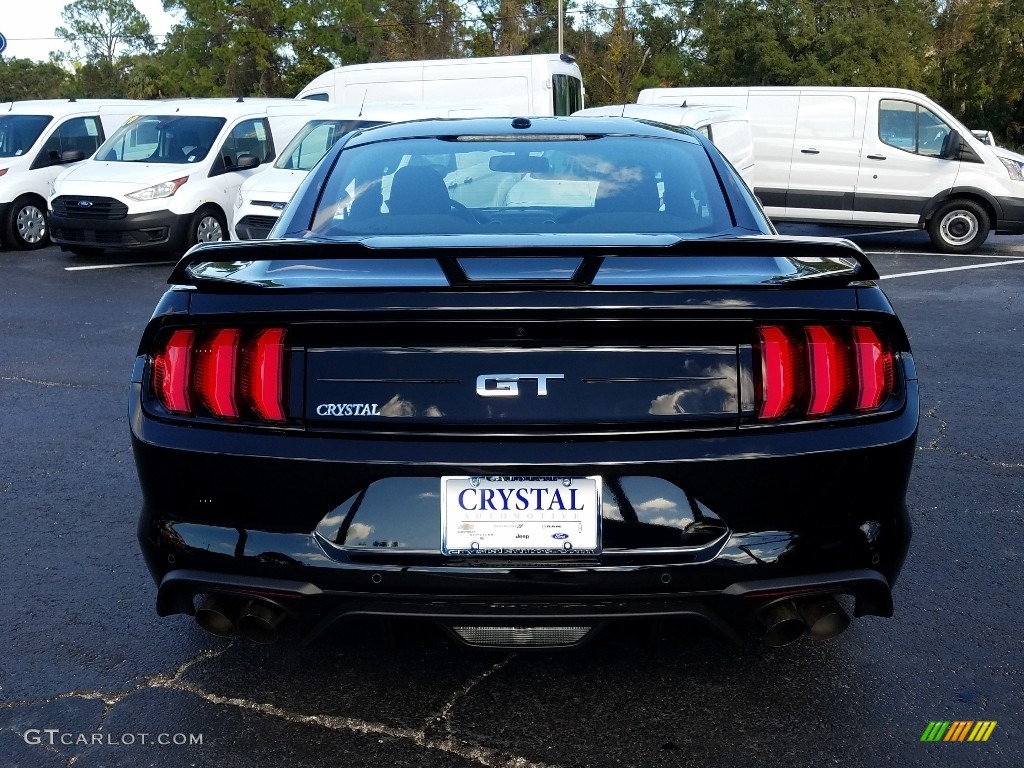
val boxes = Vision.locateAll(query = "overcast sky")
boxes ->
[0,0,179,62]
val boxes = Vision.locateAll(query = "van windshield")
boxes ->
[275,119,384,171]
[307,134,733,238]
[0,115,53,158]
[96,116,226,163]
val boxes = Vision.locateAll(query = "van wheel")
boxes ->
[188,207,227,246]
[927,199,990,254]
[4,195,50,250]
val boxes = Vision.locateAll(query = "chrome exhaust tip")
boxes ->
[194,594,240,637]
[758,601,807,648]
[796,595,850,641]
[237,600,287,645]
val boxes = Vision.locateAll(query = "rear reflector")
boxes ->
[756,324,894,420]
[151,327,288,423]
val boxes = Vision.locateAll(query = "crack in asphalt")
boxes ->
[918,411,1022,468]
[4,647,559,768]
[0,375,90,389]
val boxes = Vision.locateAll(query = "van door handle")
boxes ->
[867,154,887,161]
[800,148,820,155]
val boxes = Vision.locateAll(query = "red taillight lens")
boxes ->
[852,326,893,410]
[152,329,195,414]
[756,324,894,421]
[244,328,287,422]
[194,328,241,418]
[149,327,288,423]
[757,326,799,419]
[805,326,849,416]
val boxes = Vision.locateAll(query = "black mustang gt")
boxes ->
[131,116,917,650]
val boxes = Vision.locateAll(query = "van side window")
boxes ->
[879,99,952,157]
[552,74,584,116]
[219,118,272,169]
[34,116,102,168]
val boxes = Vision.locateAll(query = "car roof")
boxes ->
[341,115,700,147]
[1,99,148,115]
[129,98,326,119]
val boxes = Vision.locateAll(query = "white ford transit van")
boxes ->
[48,98,328,256]
[637,86,1024,253]
[0,99,149,249]
[233,103,456,240]
[296,54,585,117]
[573,103,756,188]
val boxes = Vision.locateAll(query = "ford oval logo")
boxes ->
[271,202,286,211]
[77,200,93,208]
[552,533,569,539]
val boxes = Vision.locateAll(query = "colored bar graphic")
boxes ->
[921,721,996,742]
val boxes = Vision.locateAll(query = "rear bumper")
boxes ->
[154,566,897,647]
[49,208,190,251]
[133,375,917,645]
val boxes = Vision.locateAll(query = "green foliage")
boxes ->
[0,58,75,101]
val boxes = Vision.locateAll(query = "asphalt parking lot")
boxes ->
[1,229,1022,767]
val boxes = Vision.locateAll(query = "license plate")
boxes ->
[441,476,602,555]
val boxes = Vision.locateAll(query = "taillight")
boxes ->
[243,328,287,422]
[756,324,895,421]
[195,328,241,418]
[757,326,799,419]
[851,326,893,410]
[805,326,848,416]
[152,329,194,414]
[150,327,289,423]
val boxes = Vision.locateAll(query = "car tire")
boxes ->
[4,195,50,250]
[927,199,990,254]
[187,206,228,247]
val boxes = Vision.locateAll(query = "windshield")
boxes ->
[0,115,53,158]
[96,115,226,163]
[275,119,384,171]
[308,134,732,238]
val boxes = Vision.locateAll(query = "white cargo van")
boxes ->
[0,99,149,249]
[48,98,328,256]
[233,103,456,240]
[637,86,1024,253]
[573,103,756,188]
[296,54,584,117]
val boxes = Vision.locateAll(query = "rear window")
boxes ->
[308,134,732,238]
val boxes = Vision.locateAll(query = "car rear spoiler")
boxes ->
[168,234,880,289]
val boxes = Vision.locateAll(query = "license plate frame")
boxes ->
[440,476,602,556]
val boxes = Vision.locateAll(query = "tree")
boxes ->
[55,0,155,65]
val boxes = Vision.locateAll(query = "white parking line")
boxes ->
[864,250,1024,259]
[64,261,175,271]
[879,259,1024,280]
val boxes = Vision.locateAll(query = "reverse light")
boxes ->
[127,176,189,201]
[756,324,895,420]
[151,327,289,423]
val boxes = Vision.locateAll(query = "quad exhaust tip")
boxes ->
[194,594,287,644]
[759,595,850,647]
